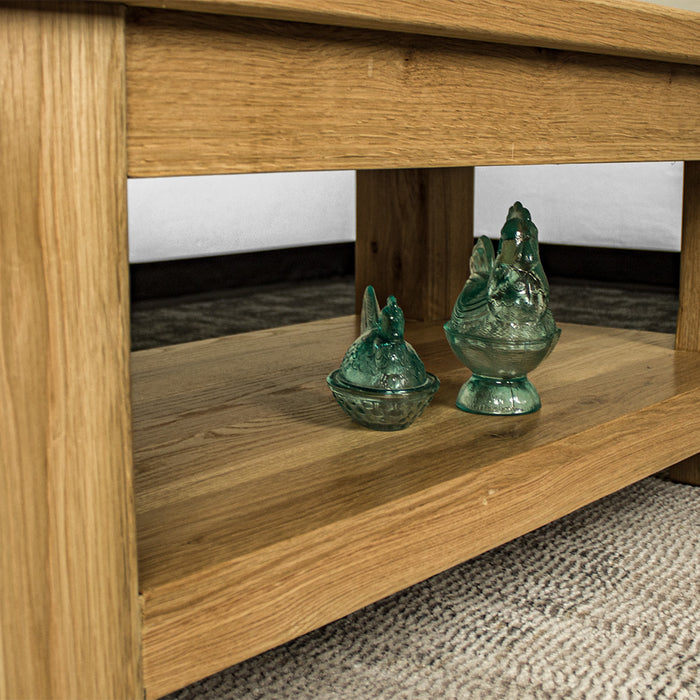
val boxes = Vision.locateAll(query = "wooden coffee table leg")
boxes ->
[0,4,141,697]
[356,167,474,322]
[671,161,700,485]
[676,161,700,352]
[668,455,700,485]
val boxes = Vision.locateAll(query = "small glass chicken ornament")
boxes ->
[444,202,560,415]
[327,286,439,430]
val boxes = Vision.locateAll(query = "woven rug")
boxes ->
[132,275,697,699]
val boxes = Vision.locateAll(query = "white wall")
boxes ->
[127,170,356,263]
[128,162,683,262]
[474,162,683,251]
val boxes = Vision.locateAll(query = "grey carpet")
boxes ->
[132,276,697,700]
[130,276,358,351]
[130,276,679,351]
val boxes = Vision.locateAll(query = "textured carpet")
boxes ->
[130,276,679,350]
[131,276,356,351]
[131,276,698,700]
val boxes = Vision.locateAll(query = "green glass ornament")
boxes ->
[328,286,439,430]
[444,202,561,415]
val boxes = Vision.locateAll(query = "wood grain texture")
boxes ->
[0,4,141,699]
[125,8,700,177]
[676,162,700,352]
[101,0,700,66]
[356,168,473,321]
[132,320,700,697]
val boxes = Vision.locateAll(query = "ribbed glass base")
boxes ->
[455,375,541,415]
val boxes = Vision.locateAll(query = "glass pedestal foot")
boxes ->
[456,375,541,415]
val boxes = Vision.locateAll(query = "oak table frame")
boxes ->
[2,1,700,698]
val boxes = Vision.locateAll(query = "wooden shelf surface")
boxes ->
[132,318,700,698]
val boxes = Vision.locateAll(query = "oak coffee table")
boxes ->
[2,1,700,697]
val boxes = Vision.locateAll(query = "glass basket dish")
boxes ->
[327,286,439,430]
[327,369,439,431]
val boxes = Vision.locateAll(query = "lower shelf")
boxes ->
[131,318,700,699]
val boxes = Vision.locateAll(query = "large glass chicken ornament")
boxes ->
[444,202,560,415]
[327,286,439,430]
